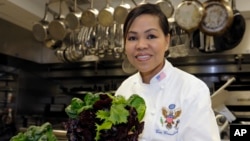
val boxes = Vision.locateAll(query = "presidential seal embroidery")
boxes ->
[161,104,181,130]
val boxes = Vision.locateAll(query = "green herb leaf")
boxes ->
[65,94,100,118]
[10,133,27,141]
[109,104,129,124]
[127,94,146,121]
[110,94,127,105]
[65,93,146,141]
[84,92,100,106]
[95,121,113,141]
[96,110,110,121]
[71,97,84,109]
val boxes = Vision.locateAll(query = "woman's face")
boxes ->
[125,14,170,74]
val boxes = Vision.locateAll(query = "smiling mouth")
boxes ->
[136,55,151,61]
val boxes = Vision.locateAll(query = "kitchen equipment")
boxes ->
[138,0,147,5]
[114,23,123,47]
[213,0,246,51]
[200,0,233,36]
[225,91,250,117]
[114,0,131,24]
[63,38,74,62]
[155,0,174,18]
[84,26,97,54]
[65,0,82,30]
[203,35,216,52]
[216,114,229,133]
[97,0,114,27]
[211,77,235,110]
[122,57,137,74]
[175,0,205,33]
[213,77,250,134]
[211,90,233,140]
[68,31,83,61]
[32,3,50,42]
[81,0,99,27]
[199,31,204,50]
[44,38,63,49]
[64,44,76,62]
[55,44,67,62]
[113,25,124,59]
[48,0,68,41]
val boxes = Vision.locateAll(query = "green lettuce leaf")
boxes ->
[127,94,146,121]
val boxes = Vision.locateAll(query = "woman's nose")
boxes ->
[136,38,148,50]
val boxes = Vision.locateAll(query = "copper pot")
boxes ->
[175,0,205,33]
[32,3,50,42]
[65,0,82,30]
[156,0,174,18]
[200,0,234,36]
[48,0,69,40]
[97,0,114,27]
[114,0,131,24]
[81,0,99,27]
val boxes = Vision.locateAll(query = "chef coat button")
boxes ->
[151,111,155,115]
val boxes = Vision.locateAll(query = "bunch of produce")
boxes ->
[64,93,146,141]
[10,122,57,141]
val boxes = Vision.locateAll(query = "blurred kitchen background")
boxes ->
[1,0,250,140]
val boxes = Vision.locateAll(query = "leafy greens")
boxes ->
[64,93,146,141]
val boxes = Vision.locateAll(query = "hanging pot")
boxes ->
[68,31,84,61]
[65,0,82,30]
[81,0,99,27]
[213,0,246,51]
[114,0,131,24]
[32,3,50,42]
[64,44,76,62]
[48,0,69,40]
[55,43,67,62]
[174,0,205,33]
[155,0,174,18]
[122,57,137,74]
[97,0,114,27]
[138,0,147,5]
[44,38,63,49]
[200,0,234,36]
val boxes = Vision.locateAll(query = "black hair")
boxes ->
[123,3,170,41]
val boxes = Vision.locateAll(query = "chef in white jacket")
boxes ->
[115,3,221,141]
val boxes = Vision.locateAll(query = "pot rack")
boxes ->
[35,0,138,63]
[32,0,243,64]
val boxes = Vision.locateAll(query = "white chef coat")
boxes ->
[115,59,221,141]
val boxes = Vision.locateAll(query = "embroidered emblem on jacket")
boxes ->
[161,104,181,130]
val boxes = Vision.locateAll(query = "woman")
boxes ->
[115,3,221,141]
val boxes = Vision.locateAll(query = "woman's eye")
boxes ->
[147,34,157,39]
[127,36,137,41]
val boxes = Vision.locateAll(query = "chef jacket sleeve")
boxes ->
[178,81,221,141]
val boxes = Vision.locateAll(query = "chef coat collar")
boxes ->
[134,59,172,85]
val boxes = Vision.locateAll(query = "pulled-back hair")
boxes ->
[123,3,170,42]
